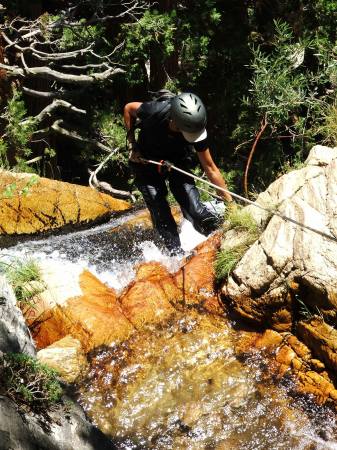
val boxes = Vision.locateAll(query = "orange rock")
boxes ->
[31,270,134,351]
[29,231,224,353]
[119,262,177,329]
[0,171,130,235]
[297,317,337,373]
[174,232,224,315]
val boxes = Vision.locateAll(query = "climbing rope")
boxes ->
[140,157,337,244]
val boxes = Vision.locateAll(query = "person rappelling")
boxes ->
[124,92,233,254]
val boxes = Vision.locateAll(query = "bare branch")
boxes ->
[33,100,86,124]
[0,63,124,84]
[51,120,112,153]
[22,86,85,99]
[60,62,109,71]
[89,170,135,201]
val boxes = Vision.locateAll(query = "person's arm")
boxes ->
[123,101,142,162]
[197,149,232,202]
[123,102,142,144]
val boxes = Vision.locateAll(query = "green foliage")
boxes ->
[234,21,308,141]
[215,205,260,281]
[121,10,176,85]
[224,204,259,235]
[215,245,247,281]
[0,353,62,410]
[1,89,36,172]
[0,139,9,169]
[59,22,105,51]
[316,100,337,146]
[0,257,44,304]
[94,107,129,169]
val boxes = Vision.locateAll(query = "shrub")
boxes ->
[0,353,62,412]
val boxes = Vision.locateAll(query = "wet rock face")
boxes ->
[0,396,116,450]
[0,171,130,236]
[0,276,35,356]
[297,317,337,374]
[235,328,337,406]
[27,233,223,371]
[222,146,337,331]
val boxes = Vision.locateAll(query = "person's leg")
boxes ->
[131,163,182,252]
[168,170,220,235]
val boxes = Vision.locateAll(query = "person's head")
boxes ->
[170,92,207,143]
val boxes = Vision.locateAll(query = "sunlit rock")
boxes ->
[0,171,130,236]
[297,317,337,373]
[0,275,35,355]
[37,335,88,383]
[0,396,115,450]
[235,328,337,406]
[174,232,223,314]
[29,267,134,351]
[27,235,223,353]
[119,262,177,328]
[222,146,337,331]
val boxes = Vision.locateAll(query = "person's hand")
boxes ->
[218,190,233,203]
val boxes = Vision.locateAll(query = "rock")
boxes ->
[0,395,116,450]
[0,275,35,355]
[37,335,88,383]
[119,262,177,329]
[222,146,337,330]
[297,317,337,373]
[29,267,134,351]
[27,234,223,353]
[0,171,130,236]
[235,328,337,405]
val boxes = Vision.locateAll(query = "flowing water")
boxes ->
[2,208,337,449]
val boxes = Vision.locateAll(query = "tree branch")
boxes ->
[51,120,112,153]
[22,86,85,99]
[0,63,124,84]
[27,100,86,125]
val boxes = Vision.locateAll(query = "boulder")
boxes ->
[0,275,35,355]
[234,328,337,405]
[37,335,88,383]
[222,146,337,330]
[0,396,116,450]
[0,171,130,236]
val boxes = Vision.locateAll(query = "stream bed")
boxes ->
[2,209,337,449]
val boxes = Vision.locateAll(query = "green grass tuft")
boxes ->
[0,257,44,304]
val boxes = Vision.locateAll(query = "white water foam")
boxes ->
[0,216,209,293]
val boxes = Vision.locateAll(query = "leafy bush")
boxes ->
[94,107,129,170]
[121,10,177,85]
[0,353,62,411]
[1,89,36,172]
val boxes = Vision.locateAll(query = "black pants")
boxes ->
[131,162,220,252]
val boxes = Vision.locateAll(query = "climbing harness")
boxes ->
[139,157,337,244]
